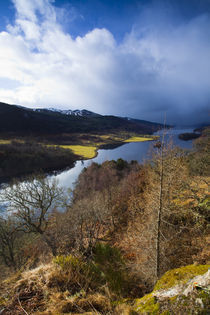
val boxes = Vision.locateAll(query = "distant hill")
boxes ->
[34,108,101,117]
[0,102,164,136]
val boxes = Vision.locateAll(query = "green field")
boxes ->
[1,132,159,160]
[57,134,157,159]
[124,136,155,142]
[0,139,25,144]
[0,139,11,144]
[59,145,97,159]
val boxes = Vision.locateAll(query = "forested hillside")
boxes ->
[0,101,164,183]
[0,102,163,136]
[0,128,209,314]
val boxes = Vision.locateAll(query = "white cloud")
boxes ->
[0,0,209,123]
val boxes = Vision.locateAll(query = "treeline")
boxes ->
[0,128,209,314]
[0,102,163,135]
[0,141,78,182]
[178,132,201,141]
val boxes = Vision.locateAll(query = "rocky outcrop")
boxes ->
[133,264,210,314]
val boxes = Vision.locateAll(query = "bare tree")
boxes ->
[121,137,191,285]
[68,190,112,256]
[0,175,66,255]
[0,216,24,269]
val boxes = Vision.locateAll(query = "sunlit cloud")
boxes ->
[0,0,209,124]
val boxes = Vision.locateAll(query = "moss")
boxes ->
[134,294,160,314]
[133,265,209,314]
[197,291,210,306]
[0,297,8,306]
[154,264,210,291]
[169,296,178,303]
[167,291,210,313]
[134,289,209,314]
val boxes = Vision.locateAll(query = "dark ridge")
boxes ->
[0,102,164,136]
[178,132,201,141]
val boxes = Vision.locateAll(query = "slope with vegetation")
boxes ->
[0,127,209,314]
[0,102,163,136]
[0,141,79,182]
[0,101,161,182]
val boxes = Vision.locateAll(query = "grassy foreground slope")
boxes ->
[0,258,209,314]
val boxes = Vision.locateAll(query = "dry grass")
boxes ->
[48,292,112,314]
[114,303,134,315]
[2,262,115,314]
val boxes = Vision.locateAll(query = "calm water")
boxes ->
[51,128,194,189]
[0,128,195,213]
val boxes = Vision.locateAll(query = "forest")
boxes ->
[0,127,209,314]
[0,141,78,182]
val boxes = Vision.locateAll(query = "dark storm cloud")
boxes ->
[0,0,209,124]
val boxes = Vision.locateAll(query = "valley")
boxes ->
[0,102,209,315]
[0,126,209,314]
[0,132,157,182]
[0,102,160,182]
[0,1,209,312]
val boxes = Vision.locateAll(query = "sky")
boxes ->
[0,0,210,124]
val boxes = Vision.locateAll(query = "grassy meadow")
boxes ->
[51,133,157,159]
[0,139,11,144]
[0,132,158,160]
[124,136,157,142]
[60,145,97,159]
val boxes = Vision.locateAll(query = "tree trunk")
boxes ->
[156,130,165,279]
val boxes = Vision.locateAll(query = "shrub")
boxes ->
[92,243,129,295]
[52,254,102,294]
[54,254,81,270]
[53,243,129,296]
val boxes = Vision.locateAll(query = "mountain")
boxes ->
[34,108,101,117]
[0,102,164,136]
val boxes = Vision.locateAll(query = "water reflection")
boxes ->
[0,127,196,214]
[52,128,194,189]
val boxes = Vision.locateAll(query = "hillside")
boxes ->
[0,128,209,314]
[0,102,163,136]
[0,101,163,182]
[1,262,209,314]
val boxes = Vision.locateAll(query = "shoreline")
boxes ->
[58,134,158,160]
[0,133,158,186]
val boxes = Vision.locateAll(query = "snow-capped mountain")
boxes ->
[0,101,165,135]
[34,108,101,117]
